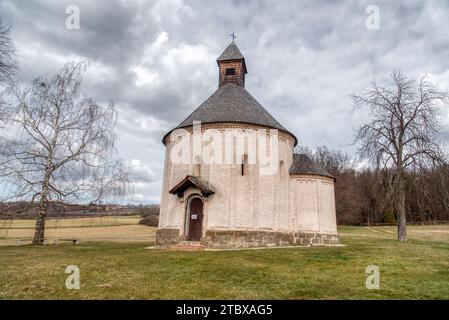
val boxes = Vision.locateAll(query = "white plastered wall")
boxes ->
[158,123,337,236]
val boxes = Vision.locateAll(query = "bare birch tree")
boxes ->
[0,62,129,244]
[353,70,448,241]
[0,19,16,84]
[0,19,17,124]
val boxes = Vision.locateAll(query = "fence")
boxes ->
[360,220,449,227]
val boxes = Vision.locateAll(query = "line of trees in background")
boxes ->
[300,145,449,226]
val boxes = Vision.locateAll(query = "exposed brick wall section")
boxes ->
[218,60,245,88]
[156,228,180,245]
[201,230,340,249]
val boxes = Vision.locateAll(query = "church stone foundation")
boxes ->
[156,228,339,249]
[156,228,180,245]
[201,230,339,249]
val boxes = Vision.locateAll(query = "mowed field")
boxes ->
[0,220,449,299]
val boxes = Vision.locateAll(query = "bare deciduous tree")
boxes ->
[312,146,354,176]
[0,62,129,244]
[0,19,17,124]
[0,19,16,83]
[353,70,448,241]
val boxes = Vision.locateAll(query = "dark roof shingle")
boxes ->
[217,42,244,61]
[289,154,335,180]
[169,175,215,198]
[163,83,297,144]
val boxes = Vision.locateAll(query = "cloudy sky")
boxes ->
[1,0,449,203]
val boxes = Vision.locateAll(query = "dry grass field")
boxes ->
[0,216,156,246]
[2,217,448,246]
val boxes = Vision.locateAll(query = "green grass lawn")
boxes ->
[1,225,449,299]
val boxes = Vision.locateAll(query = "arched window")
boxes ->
[241,154,249,176]
[279,160,286,180]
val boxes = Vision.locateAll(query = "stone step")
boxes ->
[164,241,204,251]
[179,241,202,245]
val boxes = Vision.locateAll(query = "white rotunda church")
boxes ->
[156,41,339,249]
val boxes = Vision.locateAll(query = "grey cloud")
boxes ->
[2,0,449,202]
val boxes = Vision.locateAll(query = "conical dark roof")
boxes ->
[289,154,335,180]
[217,41,244,61]
[163,83,297,144]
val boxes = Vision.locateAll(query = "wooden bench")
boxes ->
[58,239,80,245]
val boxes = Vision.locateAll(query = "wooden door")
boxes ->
[188,198,203,241]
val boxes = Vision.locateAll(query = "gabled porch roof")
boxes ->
[169,175,215,198]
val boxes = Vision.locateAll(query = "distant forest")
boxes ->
[299,146,449,225]
[0,202,160,219]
